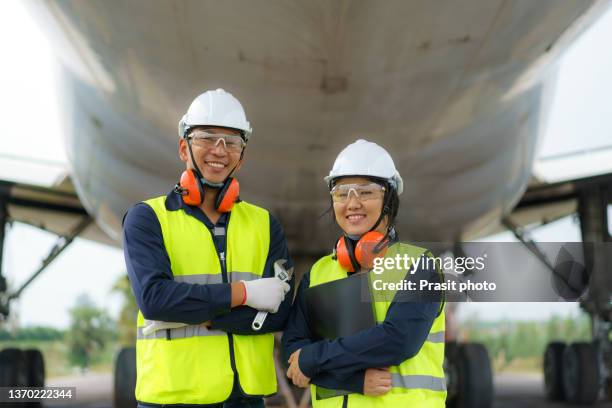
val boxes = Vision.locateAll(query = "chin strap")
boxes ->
[370,183,396,253]
[374,226,397,253]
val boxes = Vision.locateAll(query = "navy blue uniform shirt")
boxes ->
[281,260,441,394]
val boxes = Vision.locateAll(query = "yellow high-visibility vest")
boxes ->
[308,242,446,407]
[135,196,276,405]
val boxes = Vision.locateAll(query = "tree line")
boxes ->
[460,313,591,370]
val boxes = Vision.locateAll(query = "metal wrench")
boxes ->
[252,259,293,331]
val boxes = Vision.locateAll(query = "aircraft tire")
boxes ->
[0,348,29,408]
[450,342,494,408]
[114,346,137,408]
[24,349,45,387]
[0,348,28,387]
[444,341,460,406]
[563,342,599,405]
[543,342,566,401]
[21,349,45,408]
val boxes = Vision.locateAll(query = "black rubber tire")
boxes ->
[24,349,45,387]
[444,341,460,406]
[543,342,566,401]
[0,348,28,387]
[452,343,494,408]
[563,342,600,405]
[0,348,29,408]
[22,349,45,408]
[445,341,460,361]
[114,347,137,408]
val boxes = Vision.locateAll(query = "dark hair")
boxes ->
[385,184,400,226]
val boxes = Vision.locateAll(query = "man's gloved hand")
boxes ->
[242,277,290,313]
[142,320,187,335]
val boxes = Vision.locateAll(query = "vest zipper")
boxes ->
[342,395,348,408]
[215,225,241,395]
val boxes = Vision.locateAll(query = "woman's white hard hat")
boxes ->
[178,88,252,140]
[324,139,403,195]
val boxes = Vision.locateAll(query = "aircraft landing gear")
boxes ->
[543,180,612,405]
[445,341,494,408]
[0,348,45,407]
[544,338,603,405]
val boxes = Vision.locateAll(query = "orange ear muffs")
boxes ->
[179,170,239,212]
[355,231,388,269]
[179,169,204,206]
[215,177,240,213]
[335,236,360,272]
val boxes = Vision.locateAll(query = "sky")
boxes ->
[1,1,612,328]
[0,0,123,328]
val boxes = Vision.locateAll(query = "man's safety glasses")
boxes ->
[187,130,245,153]
[330,183,385,203]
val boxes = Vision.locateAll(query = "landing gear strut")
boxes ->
[542,180,612,405]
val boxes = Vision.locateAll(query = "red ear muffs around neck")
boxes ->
[335,236,360,272]
[335,231,389,272]
[179,169,204,206]
[179,170,239,212]
[215,177,240,213]
[355,231,388,269]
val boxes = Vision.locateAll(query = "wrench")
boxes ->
[252,259,293,331]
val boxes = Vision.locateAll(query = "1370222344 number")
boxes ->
[6,388,73,400]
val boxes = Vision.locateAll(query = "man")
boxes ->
[123,88,293,407]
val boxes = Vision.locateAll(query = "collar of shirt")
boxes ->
[164,188,229,228]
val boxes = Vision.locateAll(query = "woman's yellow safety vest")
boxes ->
[308,242,446,407]
[135,196,276,405]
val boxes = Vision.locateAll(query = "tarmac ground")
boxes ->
[42,371,612,407]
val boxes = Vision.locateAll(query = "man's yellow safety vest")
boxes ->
[135,196,276,405]
[308,242,447,408]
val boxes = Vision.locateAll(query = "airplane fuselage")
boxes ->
[26,0,610,254]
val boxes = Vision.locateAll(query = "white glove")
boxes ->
[142,319,187,335]
[243,277,290,313]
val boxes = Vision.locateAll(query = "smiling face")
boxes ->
[332,176,388,237]
[178,126,244,185]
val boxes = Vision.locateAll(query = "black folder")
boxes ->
[305,272,376,340]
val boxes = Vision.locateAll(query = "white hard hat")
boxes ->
[324,139,404,195]
[178,88,252,140]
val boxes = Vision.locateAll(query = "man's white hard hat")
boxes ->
[324,139,404,195]
[178,88,252,140]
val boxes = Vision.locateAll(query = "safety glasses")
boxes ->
[330,182,385,203]
[187,130,245,153]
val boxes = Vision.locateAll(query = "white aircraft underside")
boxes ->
[24,0,611,254]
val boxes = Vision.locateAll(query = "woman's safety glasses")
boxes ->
[187,130,245,153]
[330,182,385,203]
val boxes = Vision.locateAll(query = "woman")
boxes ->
[281,139,446,407]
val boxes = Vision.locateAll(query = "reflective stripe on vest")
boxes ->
[427,331,445,343]
[136,325,225,340]
[309,242,447,407]
[135,196,275,405]
[391,374,446,392]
